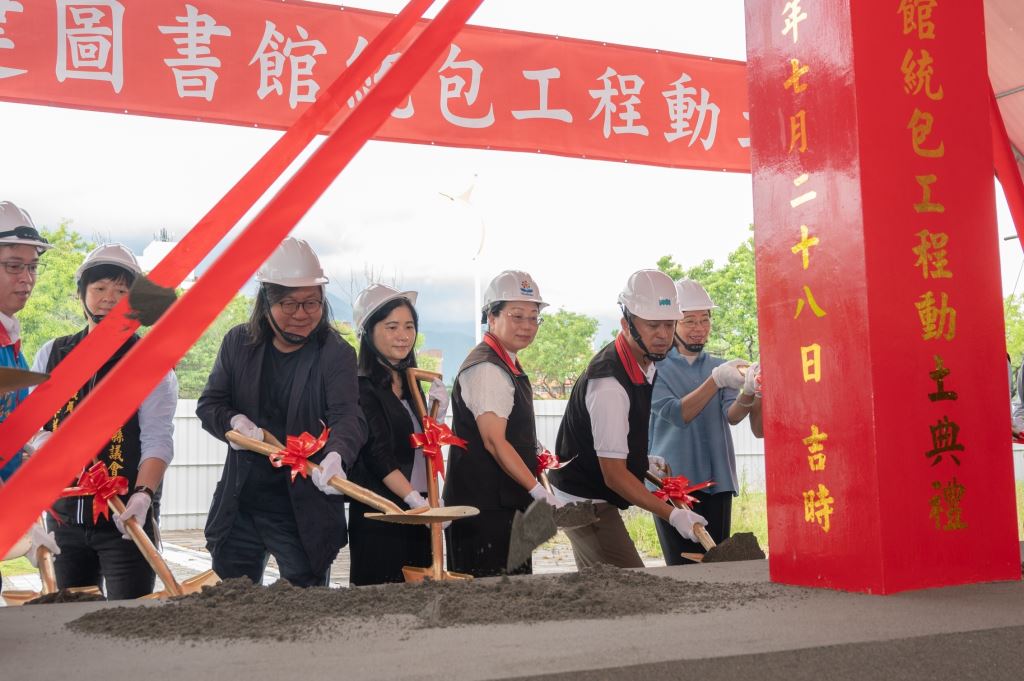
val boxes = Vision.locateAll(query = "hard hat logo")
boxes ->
[659,298,671,306]
[519,280,534,296]
[617,270,681,321]
[481,270,548,312]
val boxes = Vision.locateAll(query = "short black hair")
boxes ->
[481,301,507,325]
[77,263,135,300]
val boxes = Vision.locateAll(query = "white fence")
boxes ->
[164,400,1024,530]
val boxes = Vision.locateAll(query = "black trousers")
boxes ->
[653,490,733,566]
[48,513,157,600]
[210,506,330,587]
[347,498,431,586]
[446,508,531,577]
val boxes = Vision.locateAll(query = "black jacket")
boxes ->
[348,377,423,505]
[196,325,367,575]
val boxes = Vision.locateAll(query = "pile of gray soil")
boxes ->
[67,564,794,642]
[703,533,766,563]
[26,589,105,605]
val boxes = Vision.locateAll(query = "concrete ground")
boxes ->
[2,549,1023,681]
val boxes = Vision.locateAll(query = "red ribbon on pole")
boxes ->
[535,449,569,478]
[0,0,484,561]
[269,427,330,482]
[58,462,128,524]
[653,476,716,509]
[0,0,437,471]
[410,417,467,481]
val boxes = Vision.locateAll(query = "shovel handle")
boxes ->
[225,430,405,515]
[645,471,685,509]
[107,495,183,597]
[37,547,57,594]
[646,471,717,550]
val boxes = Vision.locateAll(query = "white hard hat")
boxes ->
[0,201,51,252]
[675,279,717,313]
[75,243,141,284]
[618,269,681,321]
[481,270,548,313]
[257,237,329,287]
[353,283,418,336]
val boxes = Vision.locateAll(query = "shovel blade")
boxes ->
[506,499,557,573]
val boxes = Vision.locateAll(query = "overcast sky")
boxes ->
[1,0,1019,349]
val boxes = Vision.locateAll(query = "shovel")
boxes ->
[0,519,102,606]
[645,471,716,562]
[397,368,474,582]
[0,366,48,394]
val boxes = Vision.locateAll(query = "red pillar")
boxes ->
[745,0,1021,593]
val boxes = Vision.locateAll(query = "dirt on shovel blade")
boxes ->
[66,565,796,642]
[507,500,558,572]
[553,500,598,529]
[26,589,106,605]
[702,532,766,563]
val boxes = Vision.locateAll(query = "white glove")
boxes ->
[648,455,669,477]
[403,490,428,509]
[311,451,346,495]
[23,429,52,457]
[427,379,450,421]
[528,482,562,508]
[1013,416,1024,437]
[26,524,60,568]
[742,361,761,397]
[711,359,750,390]
[114,491,152,539]
[229,414,264,449]
[669,506,708,542]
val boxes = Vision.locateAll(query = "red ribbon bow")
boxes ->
[269,427,330,482]
[653,475,716,509]
[535,449,568,477]
[410,417,467,481]
[59,461,128,524]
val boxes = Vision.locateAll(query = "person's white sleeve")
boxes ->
[585,377,630,459]
[139,371,178,465]
[28,340,54,392]
[460,363,515,420]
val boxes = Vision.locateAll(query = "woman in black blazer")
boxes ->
[317,284,447,585]
[197,238,366,587]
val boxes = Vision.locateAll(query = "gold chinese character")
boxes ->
[901,48,943,100]
[782,0,808,43]
[790,173,816,207]
[915,291,956,341]
[108,461,124,477]
[908,109,944,158]
[803,483,834,533]
[929,477,966,531]
[108,444,123,462]
[784,58,809,93]
[912,229,952,279]
[791,225,819,270]
[928,355,957,402]
[803,424,828,471]
[925,415,964,466]
[794,285,827,319]
[801,343,822,382]
[789,109,807,153]
[898,0,937,39]
[111,428,124,445]
[914,174,944,213]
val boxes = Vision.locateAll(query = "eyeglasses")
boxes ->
[679,318,711,329]
[0,261,43,276]
[506,312,543,326]
[277,299,323,315]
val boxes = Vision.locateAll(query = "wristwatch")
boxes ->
[133,484,155,500]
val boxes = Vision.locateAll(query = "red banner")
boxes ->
[0,0,750,172]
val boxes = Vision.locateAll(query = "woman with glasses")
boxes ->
[647,279,762,566]
[313,284,447,585]
[197,237,366,587]
[443,270,554,577]
[29,243,178,599]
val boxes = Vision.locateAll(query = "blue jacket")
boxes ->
[0,341,28,481]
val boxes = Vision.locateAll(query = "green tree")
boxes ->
[19,223,93,363]
[658,228,759,360]
[173,294,252,398]
[520,309,599,398]
[1005,294,1024,387]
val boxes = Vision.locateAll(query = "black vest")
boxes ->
[47,329,144,525]
[548,341,652,510]
[443,341,537,511]
[348,376,424,503]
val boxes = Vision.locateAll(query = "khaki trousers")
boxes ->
[563,502,644,569]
